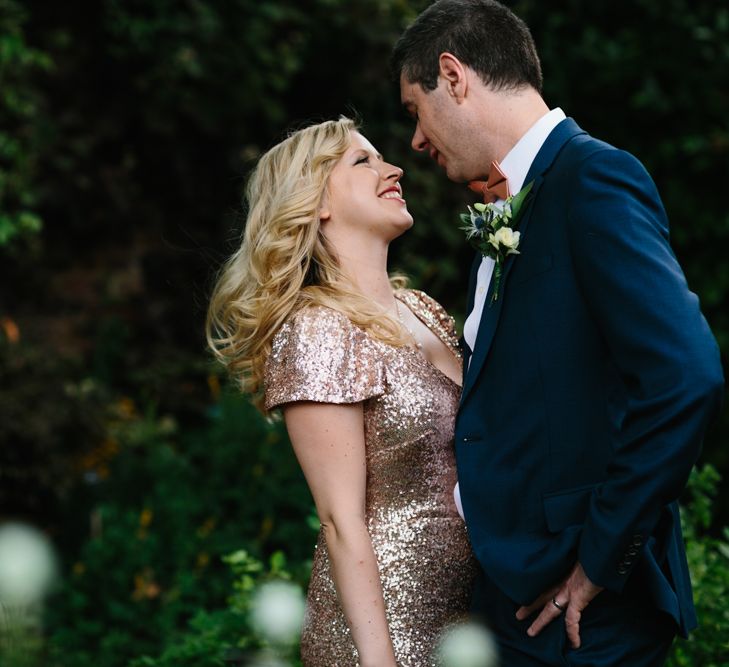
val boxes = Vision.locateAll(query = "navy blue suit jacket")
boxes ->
[456,118,724,637]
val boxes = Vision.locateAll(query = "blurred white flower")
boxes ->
[0,523,58,605]
[250,580,305,645]
[436,621,498,667]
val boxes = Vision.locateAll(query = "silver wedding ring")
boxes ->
[551,596,566,612]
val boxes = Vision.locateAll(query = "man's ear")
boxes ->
[439,53,468,102]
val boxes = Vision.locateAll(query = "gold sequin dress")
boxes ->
[264,289,476,667]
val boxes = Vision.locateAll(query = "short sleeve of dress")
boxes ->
[264,306,388,411]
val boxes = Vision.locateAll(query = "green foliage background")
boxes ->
[0,0,727,664]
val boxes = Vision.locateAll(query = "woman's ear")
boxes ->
[319,191,331,222]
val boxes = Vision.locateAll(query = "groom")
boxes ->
[392,1,724,665]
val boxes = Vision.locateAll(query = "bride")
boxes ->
[207,117,475,666]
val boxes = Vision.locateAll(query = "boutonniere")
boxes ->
[459,180,534,303]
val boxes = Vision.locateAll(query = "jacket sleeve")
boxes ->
[566,148,724,593]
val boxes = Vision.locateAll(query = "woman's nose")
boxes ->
[383,163,404,182]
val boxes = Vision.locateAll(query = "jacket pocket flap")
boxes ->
[542,484,596,533]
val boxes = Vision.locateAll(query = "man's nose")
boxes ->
[411,124,428,152]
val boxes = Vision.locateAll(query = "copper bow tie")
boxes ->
[468,160,511,203]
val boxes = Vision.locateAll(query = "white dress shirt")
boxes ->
[455,107,566,520]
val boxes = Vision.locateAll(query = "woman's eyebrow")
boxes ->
[354,148,383,160]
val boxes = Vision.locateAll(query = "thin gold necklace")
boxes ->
[395,299,423,350]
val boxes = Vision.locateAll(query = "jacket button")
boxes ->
[627,547,638,556]
[617,564,629,575]
[632,534,643,547]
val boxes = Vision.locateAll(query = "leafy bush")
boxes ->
[130,549,304,667]
[0,0,49,246]
[45,388,314,667]
[668,465,729,666]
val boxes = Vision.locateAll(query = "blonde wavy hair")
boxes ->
[206,116,407,411]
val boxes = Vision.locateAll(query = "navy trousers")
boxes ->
[471,567,676,666]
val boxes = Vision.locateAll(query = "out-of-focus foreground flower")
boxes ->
[249,580,306,646]
[436,621,498,667]
[0,523,58,605]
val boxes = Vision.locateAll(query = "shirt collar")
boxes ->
[500,108,566,195]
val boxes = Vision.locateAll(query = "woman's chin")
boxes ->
[388,215,415,241]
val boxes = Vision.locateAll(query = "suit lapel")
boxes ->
[460,118,587,405]
[460,175,543,403]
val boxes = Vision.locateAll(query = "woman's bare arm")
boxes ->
[284,401,397,667]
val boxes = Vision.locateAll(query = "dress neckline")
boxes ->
[401,344,462,389]
[394,291,462,389]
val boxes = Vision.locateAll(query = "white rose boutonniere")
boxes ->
[489,226,520,253]
[460,180,534,303]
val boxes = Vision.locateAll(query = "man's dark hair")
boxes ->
[391,0,542,93]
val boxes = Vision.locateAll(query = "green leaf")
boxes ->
[509,180,535,220]
[269,550,286,573]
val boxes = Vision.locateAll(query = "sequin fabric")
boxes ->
[264,289,476,667]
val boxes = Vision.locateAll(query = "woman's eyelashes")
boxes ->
[354,154,370,165]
